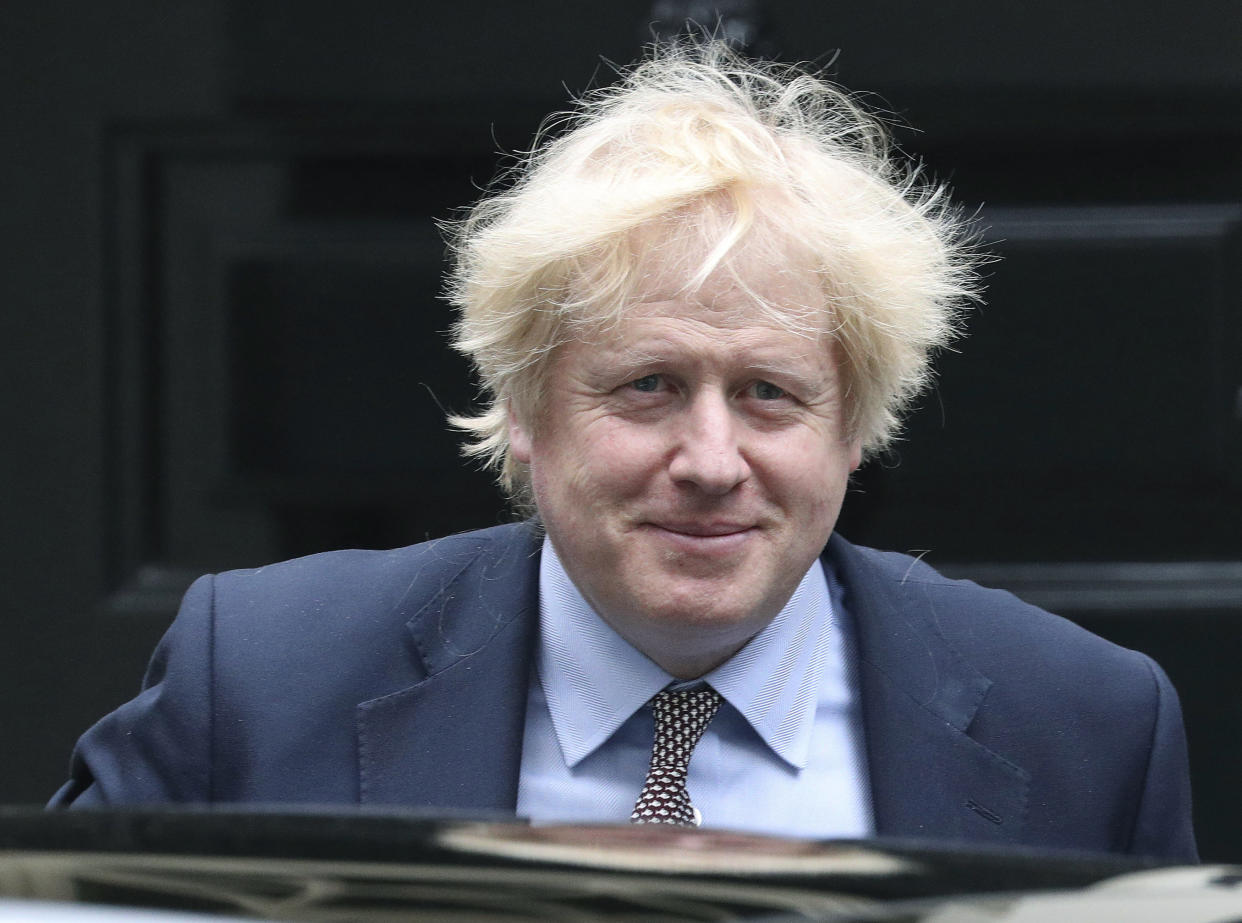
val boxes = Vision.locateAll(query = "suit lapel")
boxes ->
[355,523,541,812]
[828,536,1030,846]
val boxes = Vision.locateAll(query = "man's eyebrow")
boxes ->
[744,360,832,393]
[598,340,831,389]
[612,343,666,364]
[736,342,829,378]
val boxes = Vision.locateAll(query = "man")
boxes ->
[52,44,1197,860]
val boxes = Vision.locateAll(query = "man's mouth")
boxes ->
[654,521,753,538]
[642,521,759,557]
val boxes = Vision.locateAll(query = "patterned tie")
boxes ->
[630,686,723,826]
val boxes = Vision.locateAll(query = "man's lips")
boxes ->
[641,522,760,557]
[636,521,760,562]
[652,521,754,537]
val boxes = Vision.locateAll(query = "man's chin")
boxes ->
[631,583,773,634]
[621,594,771,677]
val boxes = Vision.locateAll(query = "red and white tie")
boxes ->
[630,686,723,826]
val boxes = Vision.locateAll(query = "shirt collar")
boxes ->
[536,537,836,770]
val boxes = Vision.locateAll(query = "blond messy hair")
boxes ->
[445,42,982,496]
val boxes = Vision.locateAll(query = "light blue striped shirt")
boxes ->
[516,537,873,837]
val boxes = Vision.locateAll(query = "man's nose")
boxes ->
[667,393,752,494]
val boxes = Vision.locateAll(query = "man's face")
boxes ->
[509,265,861,678]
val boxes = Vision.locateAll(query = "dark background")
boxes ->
[3,1,1240,857]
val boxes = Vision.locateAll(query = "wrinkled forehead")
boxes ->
[565,206,833,340]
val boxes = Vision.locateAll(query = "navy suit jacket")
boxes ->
[52,522,1197,861]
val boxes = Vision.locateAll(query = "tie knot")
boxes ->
[649,686,723,764]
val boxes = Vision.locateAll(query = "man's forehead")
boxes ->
[558,218,838,363]
[575,306,836,376]
[566,254,830,343]
[628,235,824,307]
[594,275,833,345]
[623,293,818,326]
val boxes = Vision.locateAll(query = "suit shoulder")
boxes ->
[206,521,538,639]
[215,522,533,597]
[830,536,1153,676]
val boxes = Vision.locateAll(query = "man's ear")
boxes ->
[509,407,532,464]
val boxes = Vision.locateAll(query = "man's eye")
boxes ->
[630,374,662,393]
[751,380,787,401]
